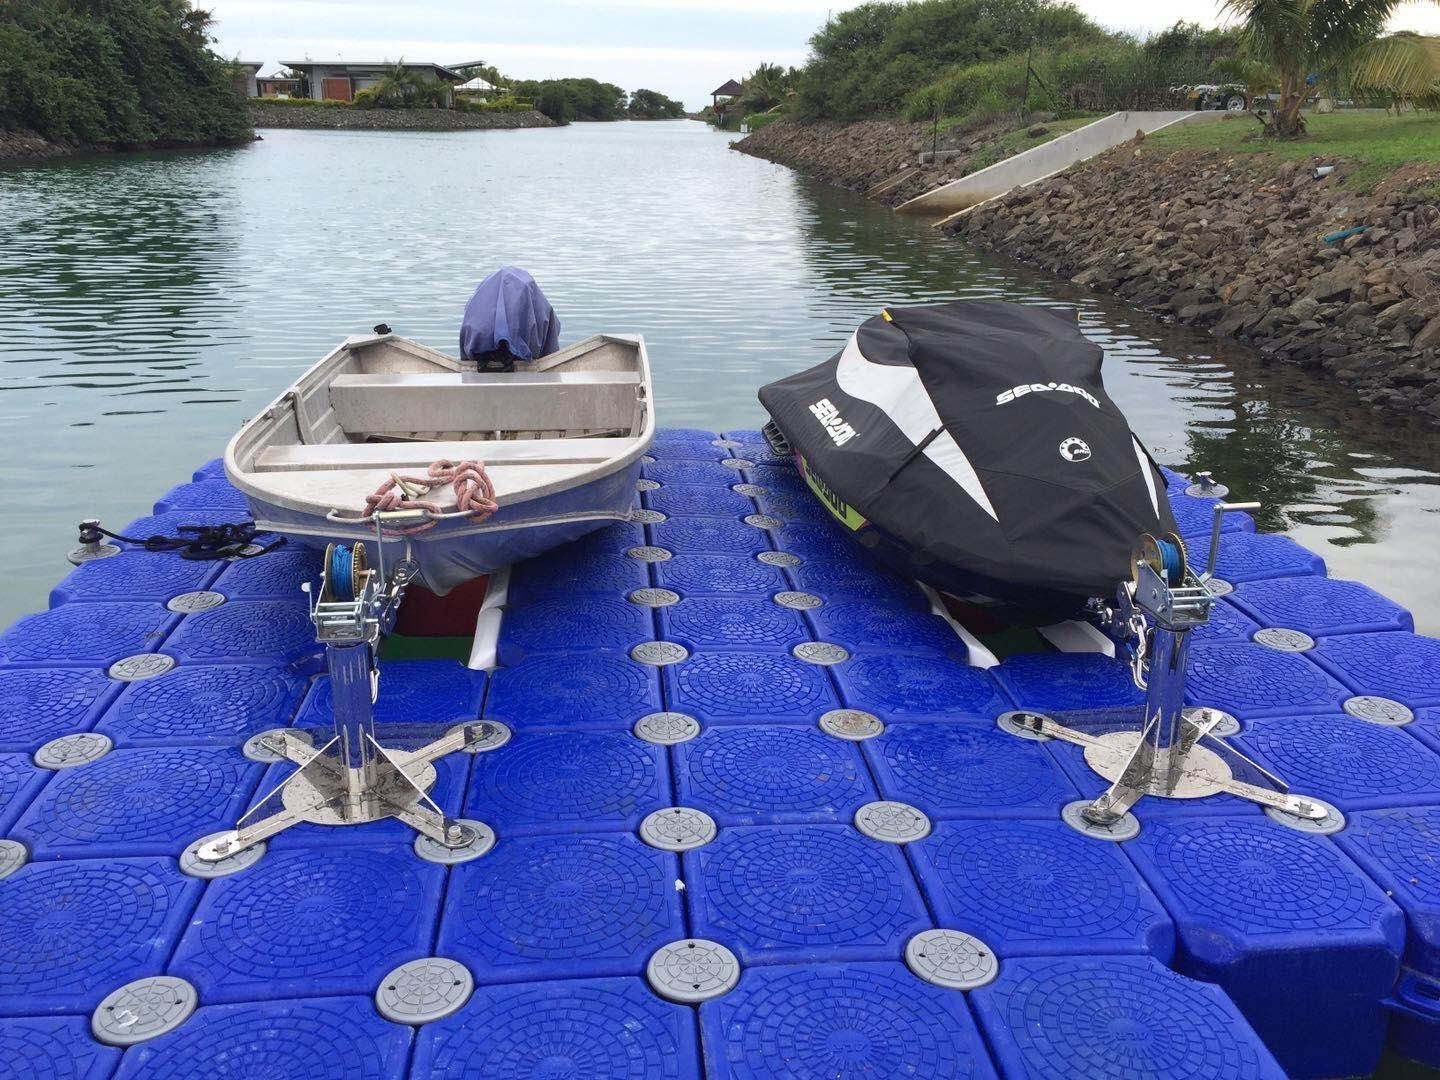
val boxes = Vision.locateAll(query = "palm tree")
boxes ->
[1221,0,1437,136]
[1347,31,1440,109]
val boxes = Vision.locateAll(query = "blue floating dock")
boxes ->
[506,551,649,605]
[0,666,118,751]
[169,844,443,1003]
[210,547,322,602]
[970,955,1286,1080]
[153,479,251,514]
[648,515,771,556]
[992,652,1144,713]
[485,652,659,730]
[1232,576,1413,637]
[497,595,653,663]
[0,754,50,833]
[1310,631,1440,706]
[11,747,261,858]
[298,659,486,728]
[663,650,837,724]
[863,722,1080,819]
[112,996,411,1080]
[0,858,201,1016]
[49,552,220,606]
[437,833,683,982]
[808,599,967,658]
[700,962,994,1080]
[0,602,177,666]
[833,654,1006,721]
[1126,816,1404,1078]
[684,824,931,965]
[4,428,1440,1076]
[1185,642,1350,718]
[413,977,701,1080]
[673,724,877,825]
[164,600,322,665]
[0,1015,121,1080]
[911,818,1174,958]
[465,729,666,835]
[98,663,308,747]
[1239,713,1440,811]
[654,553,789,597]
[659,596,810,652]
[645,483,754,519]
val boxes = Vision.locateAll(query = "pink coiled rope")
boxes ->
[363,459,498,534]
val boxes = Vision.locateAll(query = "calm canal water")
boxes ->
[3,120,1439,632]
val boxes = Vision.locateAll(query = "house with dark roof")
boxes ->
[280,60,465,104]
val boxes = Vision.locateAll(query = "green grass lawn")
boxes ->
[1144,109,1440,187]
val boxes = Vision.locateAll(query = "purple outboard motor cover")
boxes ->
[459,267,560,367]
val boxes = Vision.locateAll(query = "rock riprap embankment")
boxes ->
[955,146,1440,415]
[248,104,554,132]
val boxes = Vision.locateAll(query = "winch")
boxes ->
[1014,499,1330,830]
[193,510,496,866]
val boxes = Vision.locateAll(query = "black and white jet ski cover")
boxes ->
[757,300,1176,618]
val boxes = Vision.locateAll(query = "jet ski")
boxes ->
[757,300,1176,620]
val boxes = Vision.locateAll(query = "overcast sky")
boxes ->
[208,0,1440,110]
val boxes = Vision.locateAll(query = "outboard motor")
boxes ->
[460,267,560,371]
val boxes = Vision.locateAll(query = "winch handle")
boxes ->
[1202,502,1262,580]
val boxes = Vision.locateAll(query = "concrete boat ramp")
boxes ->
[2,427,1439,1078]
[897,110,1226,226]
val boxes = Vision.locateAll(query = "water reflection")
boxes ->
[1,122,1437,629]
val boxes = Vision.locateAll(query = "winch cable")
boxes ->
[88,521,287,560]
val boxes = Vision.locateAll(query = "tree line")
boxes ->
[0,0,251,149]
[507,78,684,122]
[732,0,1439,139]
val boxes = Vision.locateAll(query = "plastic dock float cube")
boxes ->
[1184,642,1350,718]
[807,599,967,659]
[1231,577,1413,637]
[1309,631,1440,707]
[910,819,1174,959]
[0,858,201,1016]
[645,483,755,519]
[1187,598,1261,643]
[152,480,251,514]
[832,654,1006,722]
[0,753,50,833]
[648,515,772,556]
[1125,816,1404,1079]
[788,558,929,610]
[0,666,118,751]
[1169,493,1256,540]
[297,658,486,728]
[412,977,701,1080]
[111,996,411,1080]
[168,844,444,1003]
[663,650,838,725]
[163,600,322,666]
[992,652,1144,713]
[464,730,666,836]
[1196,532,1326,584]
[0,1015,121,1079]
[436,833,683,983]
[700,962,995,1080]
[970,955,1286,1079]
[642,458,739,484]
[485,653,660,730]
[97,663,308,747]
[498,596,654,663]
[673,724,878,825]
[0,602,178,667]
[558,520,647,555]
[682,824,930,965]
[10,747,262,858]
[654,553,790,598]
[1238,713,1440,811]
[863,722,1081,820]
[49,552,220,606]
[210,547,322,602]
[658,597,810,653]
[506,551,649,606]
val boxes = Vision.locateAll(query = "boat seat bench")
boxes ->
[327,372,643,437]
[252,437,636,472]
